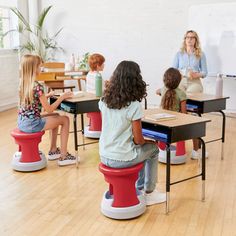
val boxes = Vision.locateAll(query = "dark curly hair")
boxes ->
[161,67,181,111]
[102,61,147,109]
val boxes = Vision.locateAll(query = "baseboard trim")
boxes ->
[0,103,17,112]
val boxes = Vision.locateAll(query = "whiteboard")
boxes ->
[188,3,236,76]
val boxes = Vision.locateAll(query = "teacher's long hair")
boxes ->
[181,30,202,58]
[161,68,181,111]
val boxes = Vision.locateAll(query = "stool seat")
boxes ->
[99,163,144,176]
[99,162,146,219]
[11,128,45,139]
[11,128,47,172]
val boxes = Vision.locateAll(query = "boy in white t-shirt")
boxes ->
[84,53,105,138]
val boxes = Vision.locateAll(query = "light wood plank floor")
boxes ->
[0,108,236,236]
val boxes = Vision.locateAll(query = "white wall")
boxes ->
[1,0,235,112]
[0,50,19,112]
[40,0,236,110]
[0,0,19,112]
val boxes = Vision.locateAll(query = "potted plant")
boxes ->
[78,52,90,71]
[4,5,63,61]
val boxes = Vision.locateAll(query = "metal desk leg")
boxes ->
[199,137,206,201]
[197,113,202,149]
[73,114,79,168]
[219,110,226,160]
[166,144,171,214]
[144,98,147,110]
[81,114,85,150]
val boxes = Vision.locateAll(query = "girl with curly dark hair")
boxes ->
[99,61,166,206]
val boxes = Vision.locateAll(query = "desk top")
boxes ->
[187,93,229,102]
[142,108,210,143]
[57,92,100,103]
[143,108,210,127]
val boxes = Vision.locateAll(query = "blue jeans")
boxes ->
[18,115,46,133]
[100,143,159,192]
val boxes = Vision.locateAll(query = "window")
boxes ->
[0,7,18,49]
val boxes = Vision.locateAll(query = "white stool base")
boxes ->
[101,191,146,219]
[84,126,101,139]
[12,152,47,172]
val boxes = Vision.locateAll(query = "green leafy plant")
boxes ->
[4,5,63,61]
[78,52,90,71]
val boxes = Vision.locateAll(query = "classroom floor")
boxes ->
[0,108,236,236]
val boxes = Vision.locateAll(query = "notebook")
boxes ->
[145,113,176,121]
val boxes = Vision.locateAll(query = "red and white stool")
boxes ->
[11,128,47,172]
[158,141,186,164]
[99,162,146,219]
[84,112,102,139]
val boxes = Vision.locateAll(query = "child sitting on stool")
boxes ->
[84,53,105,138]
[158,68,187,164]
[18,54,76,166]
[99,61,166,205]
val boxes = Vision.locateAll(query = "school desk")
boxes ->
[142,108,210,214]
[50,92,100,166]
[186,93,229,160]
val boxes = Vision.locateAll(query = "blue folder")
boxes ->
[186,104,199,111]
[142,128,168,142]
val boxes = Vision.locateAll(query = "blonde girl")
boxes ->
[18,54,76,166]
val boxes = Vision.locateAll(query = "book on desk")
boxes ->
[145,113,176,122]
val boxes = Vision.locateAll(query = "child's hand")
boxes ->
[46,91,55,98]
[60,91,73,100]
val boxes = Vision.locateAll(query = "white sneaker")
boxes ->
[191,150,200,160]
[58,153,77,166]
[191,150,208,160]
[48,147,61,161]
[145,189,166,206]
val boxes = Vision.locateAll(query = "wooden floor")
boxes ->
[0,108,236,236]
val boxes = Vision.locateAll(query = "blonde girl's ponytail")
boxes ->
[19,54,42,106]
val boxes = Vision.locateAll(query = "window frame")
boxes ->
[0,5,18,51]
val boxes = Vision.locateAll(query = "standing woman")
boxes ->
[173,30,208,93]
[173,30,208,159]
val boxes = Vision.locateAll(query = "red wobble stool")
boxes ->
[84,112,102,139]
[158,141,186,165]
[99,162,146,219]
[11,128,47,172]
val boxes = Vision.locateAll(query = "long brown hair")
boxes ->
[19,54,42,106]
[180,30,202,58]
[161,68,181,111]
[102,61,147,109]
